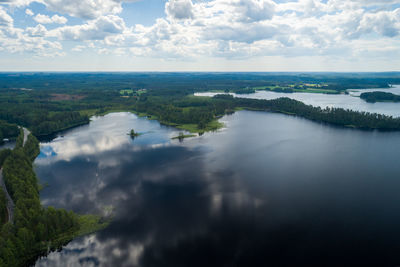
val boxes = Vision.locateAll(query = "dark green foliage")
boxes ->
[0,73,398,266]
[273,87,294,93]
[14,129,24,149]
[0,190,6,225]
[0,73,399,137]
[0,89,89,137]
[0,149,11,168]
[0,121,19,144]
[360,91,400,103]
[130,129,139,138]
[232,88,256,94]
[232,97,400,130]
[31,111,89,137]
[0,132,80,266]
[23,134,40,162]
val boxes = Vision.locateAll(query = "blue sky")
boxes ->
[0,0,399,71]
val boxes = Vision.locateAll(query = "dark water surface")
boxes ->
[36,112,400,267]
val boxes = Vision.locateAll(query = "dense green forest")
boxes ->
[0,191,6,226]
[360,91,400,103]
[0,73,399,265]
[0,121,19,145]
[0,73,399,138]
[0,132,78,266]
[0,131,106,267]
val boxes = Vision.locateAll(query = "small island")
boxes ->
[360,91,400,103]
[171,132,196,141]
[129,129,140,138]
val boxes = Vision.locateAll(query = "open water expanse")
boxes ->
[34,109,400,266]
[195,84,400,117]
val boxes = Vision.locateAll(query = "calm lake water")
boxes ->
[195,84,400,117]
[35,111,400,266]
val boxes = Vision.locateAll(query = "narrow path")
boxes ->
[23,127,30,146]
[0,168,14,223]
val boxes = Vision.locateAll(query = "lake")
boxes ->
[36,111,400,266]
[195,84,400,117]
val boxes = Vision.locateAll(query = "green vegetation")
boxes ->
[0,131,108,266]
[171,132,197,140]
[23,134,40,162]
[360,91,400,103]
[129,129,140,138]
[251,84,340,94]
[0,190,6,226]
[0,73,399,265]
[0,149,11,167]
[0,121,19,145]
[0,88,89,138]
[211,94,400,130]
[120,89,147,97]
[0,73,399,139]
[75,215,110,237]
[120,89,134,96]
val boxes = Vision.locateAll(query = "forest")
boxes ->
[0,131,107,266]
[0,73,399,138]
[0,73,399,266]
[0,132,79,266]
[360,91,400,103]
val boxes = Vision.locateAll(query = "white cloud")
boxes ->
[0,6,13,26]
[50,15,126,41]
[71,45,86,52]
[26,24,47,36]
[0,26,62,56]
[358,9,400,37]
[165,0,194,20]
[43,0,122,20]
[34,14,67,24]
[1,0,400,67]
[234,0,275,22]
[0,0,139,19]
[25,8,34,16]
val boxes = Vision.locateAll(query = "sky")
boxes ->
[0,0,399,71]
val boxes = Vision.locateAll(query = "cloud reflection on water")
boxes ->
[36,111,400,266]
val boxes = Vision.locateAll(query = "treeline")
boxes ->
[0,89,90,138]
[0,190,6,226]
[231,96,400,130]
[0,72,397,92]
[0,149,11,226]
[130,93,400,131]
[30,111,89,137]
[360,91,400,103]
[0,121,19,145]
[135,99,214,129]
[0,74,399,138]
[0,132,80,266]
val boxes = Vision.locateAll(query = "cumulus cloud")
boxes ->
[34,14,67,24]
[43,0,122,20]
[165,0,194,20]
[26,24,47,36]
[234,0,275,22]
[71,45,86,52]
[50,15,126,41]
[359,9,400,37]
[0,0,400,63]
[25,8,34,16]
[0,6,13,26]
[0,0,139,19]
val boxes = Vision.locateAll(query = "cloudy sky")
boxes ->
[0,0,399,71]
